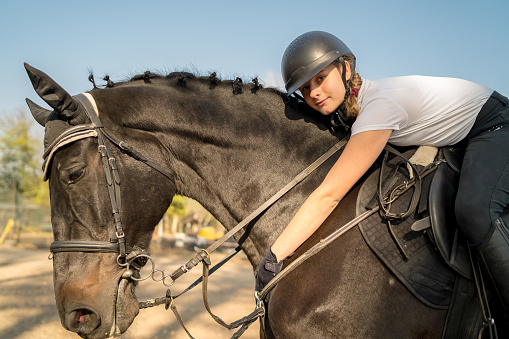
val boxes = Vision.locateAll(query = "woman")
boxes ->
[255,31,509,314]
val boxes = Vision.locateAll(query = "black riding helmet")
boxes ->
[281,31,357,131]
[281,31,355,94]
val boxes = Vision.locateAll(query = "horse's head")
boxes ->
[25,64,175,338]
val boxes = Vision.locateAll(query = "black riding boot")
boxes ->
[478,218,509,311]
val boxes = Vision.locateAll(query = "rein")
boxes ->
[258,146,437,301]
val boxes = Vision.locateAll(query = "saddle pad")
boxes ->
[356,153,456,309]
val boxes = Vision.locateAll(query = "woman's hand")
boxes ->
[254,248,287,300]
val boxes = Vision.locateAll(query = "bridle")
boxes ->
[48,93,175,263]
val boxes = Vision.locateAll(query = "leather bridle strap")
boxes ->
[50,241,129,253]
[49,93,175,260]
[78,93,127,258]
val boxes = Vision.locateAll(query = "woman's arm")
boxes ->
[271,129,392,260]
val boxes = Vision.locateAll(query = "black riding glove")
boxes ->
[254,248,286,294]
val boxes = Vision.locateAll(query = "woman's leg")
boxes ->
[455,125,509,311]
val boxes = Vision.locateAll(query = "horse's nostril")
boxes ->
[76,308,93,323]
[65,307,101,334]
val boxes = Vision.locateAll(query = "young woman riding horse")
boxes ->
[255,31,509,319]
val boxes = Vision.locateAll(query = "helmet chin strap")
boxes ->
[338,57,351,113]
[331,109,353,132]
[332,57,354,132]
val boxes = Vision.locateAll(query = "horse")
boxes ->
[24,63,452,339]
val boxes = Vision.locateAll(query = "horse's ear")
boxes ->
[24,63,80,119]
[25,98,51,126]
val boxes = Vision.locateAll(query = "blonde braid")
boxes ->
[344,71,362,119]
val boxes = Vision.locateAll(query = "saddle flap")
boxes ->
[356,149,456,309]
[428,155,473,279]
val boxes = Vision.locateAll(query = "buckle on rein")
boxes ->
[121,247,212,292]
[129,248,265,338]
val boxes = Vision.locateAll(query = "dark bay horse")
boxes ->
[25,64,447,338]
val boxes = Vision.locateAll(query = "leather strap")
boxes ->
[165,291,196,339]
[259,207,378,301]
[50,241,131,253]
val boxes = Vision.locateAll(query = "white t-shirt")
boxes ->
[352,76,493,146]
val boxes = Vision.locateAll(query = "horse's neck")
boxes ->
[97,84,340,264]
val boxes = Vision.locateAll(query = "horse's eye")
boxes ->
[68,168,85,184]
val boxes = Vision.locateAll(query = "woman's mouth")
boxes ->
[316,98,328,106]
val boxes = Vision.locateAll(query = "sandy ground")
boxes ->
[0,243,260,339]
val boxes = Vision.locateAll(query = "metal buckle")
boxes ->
[254,291,266,318]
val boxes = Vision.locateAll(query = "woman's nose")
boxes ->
[309,84,321,98]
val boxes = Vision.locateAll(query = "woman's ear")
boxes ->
[344,61,352,81]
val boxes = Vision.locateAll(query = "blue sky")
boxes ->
[1,0,508,119]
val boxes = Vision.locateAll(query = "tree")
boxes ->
[0,111,42,197]
[0,111,46,235]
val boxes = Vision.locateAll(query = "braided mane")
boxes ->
[88,70,284,96]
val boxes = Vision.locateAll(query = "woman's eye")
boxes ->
[68,168,85,184]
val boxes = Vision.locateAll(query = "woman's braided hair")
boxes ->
[333,54,362,119]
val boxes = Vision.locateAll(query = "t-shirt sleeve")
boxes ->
[351,96,408,136]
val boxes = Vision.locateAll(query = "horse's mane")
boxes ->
[87,69,335,133]
[88,70,285,96]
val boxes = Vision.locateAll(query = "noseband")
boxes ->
[49,93,175,263]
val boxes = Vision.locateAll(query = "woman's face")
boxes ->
[299,62,351,115]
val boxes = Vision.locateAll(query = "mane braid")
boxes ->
[251,77,262,93]
[209,72,220,89]
[130,72,162,82]
[103,75,114,88]
[233,77,243,94]
[88,74,97,89]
